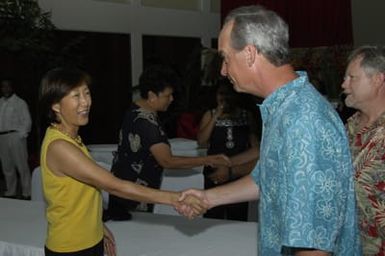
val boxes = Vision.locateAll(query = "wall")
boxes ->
[351,0,385,46]
[37,0,220,86]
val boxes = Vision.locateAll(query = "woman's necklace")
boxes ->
[51,123,83,147]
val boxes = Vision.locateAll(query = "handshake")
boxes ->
[172,189,210,219]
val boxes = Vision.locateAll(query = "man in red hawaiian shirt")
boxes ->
[343,45,385,255]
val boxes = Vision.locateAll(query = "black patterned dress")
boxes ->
[107,103,169,218]
[204,109,252,221]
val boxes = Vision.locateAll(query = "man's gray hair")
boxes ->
[224,5,289,66]
[348,45,385,76]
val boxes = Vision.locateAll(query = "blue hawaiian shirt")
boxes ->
[252,72,362,255]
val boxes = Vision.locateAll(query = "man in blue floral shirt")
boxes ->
[179,5,362,256]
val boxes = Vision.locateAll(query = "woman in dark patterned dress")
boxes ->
[106,65,230,220]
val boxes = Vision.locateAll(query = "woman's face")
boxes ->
[153,86,174,112]
[53,83,92,129]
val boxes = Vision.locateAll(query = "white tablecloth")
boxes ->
[154,166,204,215]
[0,198,258,256]
[87,144,117,165]
[87,139,207,216]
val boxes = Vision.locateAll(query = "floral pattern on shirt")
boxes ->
[347,112,385,256]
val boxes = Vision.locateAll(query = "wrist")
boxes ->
[170,192,180,206]
[204,156,211,166]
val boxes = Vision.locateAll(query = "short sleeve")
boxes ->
[251,161,261,186]
[133,117,168,149]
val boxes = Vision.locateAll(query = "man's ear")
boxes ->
[378,72,385,84]
[244,44,257,67]
[373,72,385,89]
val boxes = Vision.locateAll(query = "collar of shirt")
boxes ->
[0,93,16,102]
[258,71,309,122]
[348,110,385,137]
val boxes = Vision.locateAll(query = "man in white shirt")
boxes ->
[0,79,32,199]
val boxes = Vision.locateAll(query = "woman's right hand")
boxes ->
[103,225,116,256]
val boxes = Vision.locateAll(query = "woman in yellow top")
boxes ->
[38,67,216,256]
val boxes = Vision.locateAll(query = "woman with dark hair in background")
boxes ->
[197,80,259,221]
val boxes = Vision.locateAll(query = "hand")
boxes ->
[213,104,224,119]
[176,189,210,219]
[170,191,206,219]
[103,225,116,256]
[179,194,208,219]
[209,166,229,185]
[206,154,231,167]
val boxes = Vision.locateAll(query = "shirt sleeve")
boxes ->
[251,161,261,186]
[134,118,168,149]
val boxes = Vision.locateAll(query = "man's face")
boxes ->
[218,21,250,94]
[341,56,376,110]
[0,81,14,98]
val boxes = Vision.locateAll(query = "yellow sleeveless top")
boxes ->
[40,126,103,252]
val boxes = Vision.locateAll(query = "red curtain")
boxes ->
[221,0,353,48]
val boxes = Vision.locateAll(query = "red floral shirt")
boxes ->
[347,112,385,256]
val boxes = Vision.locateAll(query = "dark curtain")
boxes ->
[221,0,353,47]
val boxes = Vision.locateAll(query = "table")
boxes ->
[0,198,258,256]
[87,139,207,215]
[87,144,117,165]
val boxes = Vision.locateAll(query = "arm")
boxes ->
[231,160,257,178]
[230,146,259,166]
[150,142,230,169]
[197,108,222,147]
[208,146,259,183]
[46,140,205,213]
[180,175,259,210]
[206,175,259,206]
[228,144,259,179]
[209,160,257,184]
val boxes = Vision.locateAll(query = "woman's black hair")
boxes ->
[138,65,179,99]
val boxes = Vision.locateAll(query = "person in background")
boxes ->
[0,78,32,200]
[197,80,259,221]
[342,45,385,255]
[106,65,230,220]
[179,5,362,256]
[38,67,204,256]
